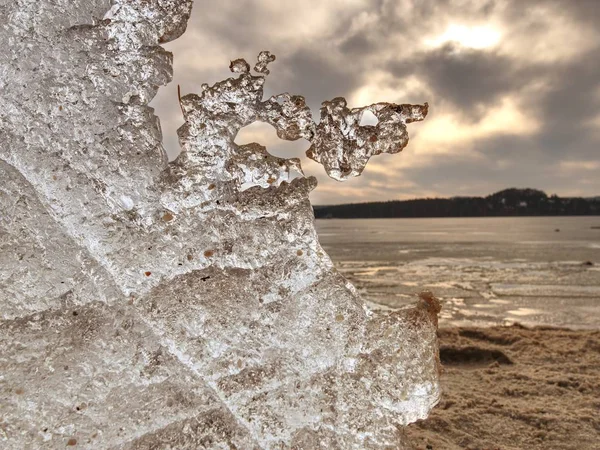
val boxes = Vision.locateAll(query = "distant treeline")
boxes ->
[313,188,600,219]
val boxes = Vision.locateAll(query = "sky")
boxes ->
[151,0,600,205]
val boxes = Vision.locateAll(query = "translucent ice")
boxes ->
[0,1,439,448]
[308,98,428,180]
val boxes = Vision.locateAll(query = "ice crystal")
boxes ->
[308,99,429,180]
[0,1,439,449]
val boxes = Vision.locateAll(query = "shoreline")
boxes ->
[314,215,600,220]
[407,324,600,449]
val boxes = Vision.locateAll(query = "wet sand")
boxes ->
[407,324,600,450]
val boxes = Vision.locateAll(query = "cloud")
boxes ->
[559,161,600,172]
[414,97,540,158]
[388,45,533,119]
[425,24,501,49]
[150,0,600,203]
[267,48,365,113]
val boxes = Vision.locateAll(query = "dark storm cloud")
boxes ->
[270,49,365,113]
[533,48,600,158]
[395,39,600,155]
[388,44,530,118]
[151,0,600,203]
[489,0,600,162]
[339,34,375,58]
[504,0,600,27]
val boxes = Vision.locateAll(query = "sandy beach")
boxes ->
[407,324,600,449]
[316,218,600,448]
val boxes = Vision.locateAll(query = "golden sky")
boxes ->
[152,0,600,205]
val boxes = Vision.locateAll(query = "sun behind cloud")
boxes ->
[426,24,501,50]
[151,0,600,203]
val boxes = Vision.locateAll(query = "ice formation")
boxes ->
[308,99,428,181]
[0,1,439,449]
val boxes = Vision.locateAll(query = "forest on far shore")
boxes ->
[313,188,600,219]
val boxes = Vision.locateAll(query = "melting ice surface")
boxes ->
[317,216,600,330]
[0,0,440,448]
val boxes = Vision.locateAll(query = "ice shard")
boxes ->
[307,99,429,181]
[0,1,439,449]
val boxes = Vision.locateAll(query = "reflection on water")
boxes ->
[316,216,600,329]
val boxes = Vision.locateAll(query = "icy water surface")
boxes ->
[316,217,600,329]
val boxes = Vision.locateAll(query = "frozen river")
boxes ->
[316,216,600,329]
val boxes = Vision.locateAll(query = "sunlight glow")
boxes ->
[426,24,501,49]
[413,98,539,156]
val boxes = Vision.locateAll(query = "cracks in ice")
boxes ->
[0,0,439,446]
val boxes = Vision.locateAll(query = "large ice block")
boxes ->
[0,1,439,448]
